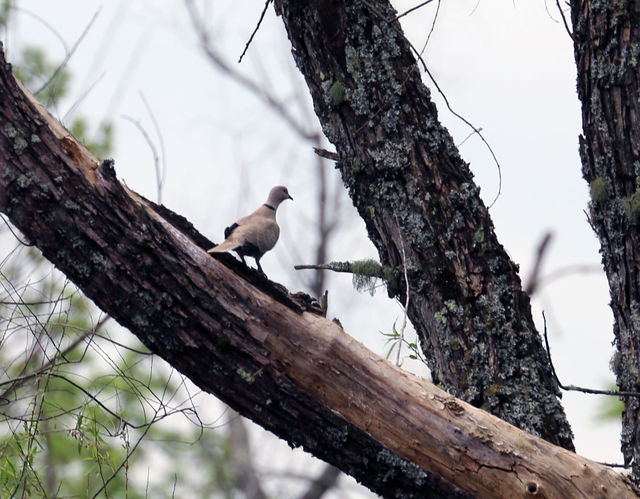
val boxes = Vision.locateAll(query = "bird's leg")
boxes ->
[239,255,247,266]
[255,257,265,275]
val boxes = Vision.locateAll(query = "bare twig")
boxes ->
[417,0,441,57]
[393,0,435,21]
[0,213,34,246]
[13,6,69,53]
[91,413,155,499]
[0,316,109,403]
[295,261,383,277]
[184,0,317,141]
[34,8,101,98]
[122,114,162,202]
[422,62,502,207]
[542,312,640,397]
[597,461,630,469]
[238,0,273,64]
[313,147,340,162]
[62,71,106,123]
[139,91,167,204]
[457,128,482,148]
[395,235,410,367]
[537,264,603,288]
[556,0,574,40]
[469,0,482,16]
[524,231,553,295]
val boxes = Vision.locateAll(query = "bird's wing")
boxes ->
[208,205,280,255]
[248,217,279,253]
[224,223,239,239]
[208,222,246,254]
[208,216,279,254]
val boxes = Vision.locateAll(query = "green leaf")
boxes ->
[385,341,396,360]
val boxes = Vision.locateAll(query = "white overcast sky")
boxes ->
[5,0,623,493]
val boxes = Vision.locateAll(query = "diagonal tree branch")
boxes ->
[0,45,636,497]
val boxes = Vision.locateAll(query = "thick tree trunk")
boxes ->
[273,0,574,450]
[0,47,636,497]
[572,0,640,481]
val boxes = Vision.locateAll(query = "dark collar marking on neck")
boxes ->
[263,203,275,211]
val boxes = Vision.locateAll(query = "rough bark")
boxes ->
[273,0,574,450]
[572,0,640,481]
[0,47,636,498]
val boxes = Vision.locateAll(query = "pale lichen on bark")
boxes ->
[572,0,640,481]
[275,0,574,450]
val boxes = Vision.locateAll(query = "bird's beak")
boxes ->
[288,194,293,201]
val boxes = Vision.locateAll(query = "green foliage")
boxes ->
[10,29,113,159]
[13,46,71,105]
[0,0,11,31]
[381,319,426,366]
[0,242,253,498]
[0,258,135,497]
[0,9,271,499]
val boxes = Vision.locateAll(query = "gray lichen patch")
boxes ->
[12,136,28,153]
[3,123,29,153]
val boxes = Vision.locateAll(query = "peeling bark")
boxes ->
[0,46,636,497]
[572,0,640,481]
[273,0,574,450]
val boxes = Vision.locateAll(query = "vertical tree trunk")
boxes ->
[274,0,574,450]
[572,0,640,480]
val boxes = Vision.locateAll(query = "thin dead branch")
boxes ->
[34,8,101,98]
[313,147,339,161]
[556,0,574,40]
[139,92,167,204]
[122,114,162,202]
[525,231,553,295]
[184,0,318,141]
[393,0,435,22]
[238,0,273,64]
[542,312,640,398]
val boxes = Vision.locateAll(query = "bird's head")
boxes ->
[267,185,293,208]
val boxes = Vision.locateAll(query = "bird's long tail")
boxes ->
[207,240,239,254]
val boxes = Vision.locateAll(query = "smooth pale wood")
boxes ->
[0,49,636,498]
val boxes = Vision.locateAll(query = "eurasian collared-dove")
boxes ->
[208,185,293,273]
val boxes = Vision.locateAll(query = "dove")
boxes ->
[208,185,293,273]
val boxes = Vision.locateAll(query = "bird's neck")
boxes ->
[263,203,276,211]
